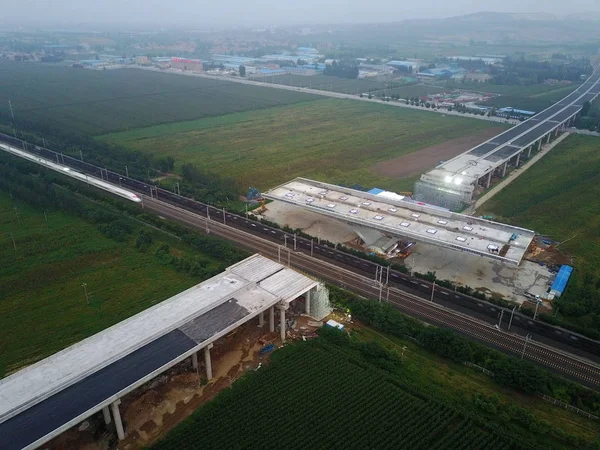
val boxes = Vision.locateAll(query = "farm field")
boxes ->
[0,191,220,377]
[479,135,600,272]
[478,83,579,113]
[253,73,444,97]
[103,98,501,192]
[447,81,579,97]
[152,332,582,450]
[0,61,319,135]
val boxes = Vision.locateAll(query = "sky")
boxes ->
[2,0,600,27]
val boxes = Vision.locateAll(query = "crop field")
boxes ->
[104,98,499,192]
[447,81,579,97]
[0,193,207,377]
[480,135,600,271]
[0,61,318,135]
[478,84,579,113]
[153,339,514,450]
[252,73,443,97]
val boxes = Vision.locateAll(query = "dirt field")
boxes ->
[370,127,505,178]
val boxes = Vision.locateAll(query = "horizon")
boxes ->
[2,1,600,30]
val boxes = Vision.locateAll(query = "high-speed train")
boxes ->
[0,142,142,203]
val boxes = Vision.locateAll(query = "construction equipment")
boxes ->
[256,199,267,215]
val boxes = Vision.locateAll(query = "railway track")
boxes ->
[3,135,600,386]
[143,197,600,387]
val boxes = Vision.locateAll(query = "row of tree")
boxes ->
[329,285,600,417]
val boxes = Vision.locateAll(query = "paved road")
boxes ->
[143,196,600,387]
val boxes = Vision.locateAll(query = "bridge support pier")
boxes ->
[258,311,264,327]
[278,303,289,342]
[527,146,532,159]
[269,306,275,332]
[191,352,198,370]
[486,171,492,188]
[111,400,125,441]
[502,162,507,178]
[515,152,521,167]
[204,344,213,381]
[537,139,542,151]
[546,133,551,143]
[102,406,111,425]
[305,289,311,316]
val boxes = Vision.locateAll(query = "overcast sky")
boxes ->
[3,0,600,27]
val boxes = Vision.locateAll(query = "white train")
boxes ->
[0,143,142,203]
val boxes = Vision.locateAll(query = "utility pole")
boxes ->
[118,177,122,187]
[284,234,288,248]
[278,245,281,263]
[521,334,532,359]
[497,309,504,328]
[508,305,516,331]
[10,233,17,251]
[8,100,15,121]
[533,299,541,320]
[287,248,291,267]
[81,283,89,305]
[176,182,180,196]
[386,265,390,286]
[79,149,84,161]
[222,207,226,225]
[294,233,297,251]
[310,239,314,257]
[245,203,248,219]
[430,280,436,302]
[125,165,129,177]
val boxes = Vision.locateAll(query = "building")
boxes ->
[387,60,420,72]
[135,55,149,65]
[464,72,492,83]
[171,57,203,72]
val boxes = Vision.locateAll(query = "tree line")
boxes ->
[329,285,600,419]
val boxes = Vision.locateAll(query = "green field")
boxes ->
[103,98,500,192]
[154,339,512,450]
[153,329,593,450]
[0,192,220,377]
[447,80,579,97]
[480,135,600,270]
[253,73,443,97]
[0,61,318,135]
[477,84,579,112]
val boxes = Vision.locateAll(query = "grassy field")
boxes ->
[0,61,318,135]
[103,98,499,192]
[447,80,579,97]
[153,329,595,450]
[0,193,215,377]
[479,134,600,271]
[478,84,579,113]
[252,73,444,97]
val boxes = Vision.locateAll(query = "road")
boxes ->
[142,196,600,387]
